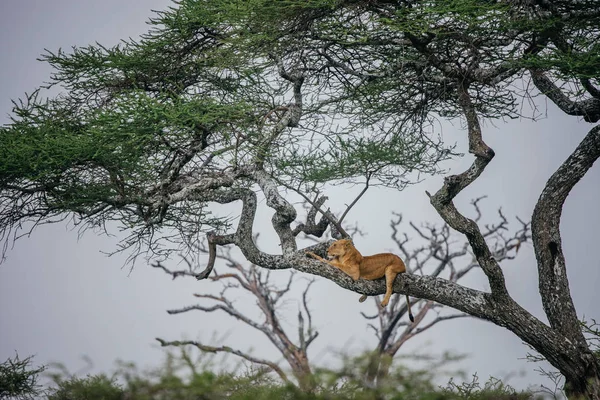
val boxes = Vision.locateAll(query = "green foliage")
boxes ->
[506,0,600,79]
[444,374,529,400]
[47,374,124,400]
[45,359,533,400]
[0,0,461,261]
[0,355,45,400]
[2,91,248,188]
[0,349,533,400]
[1,0,598,262]
[275,128,451,187]
[124,370,235,400]
[35,349,532,400]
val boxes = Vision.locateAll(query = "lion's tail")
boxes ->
[405,294,414,322]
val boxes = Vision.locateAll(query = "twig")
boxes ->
[338,172,372,227]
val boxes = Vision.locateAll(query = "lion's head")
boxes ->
[327,239,355,259]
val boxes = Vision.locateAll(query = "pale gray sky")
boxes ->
[1,1,598,393]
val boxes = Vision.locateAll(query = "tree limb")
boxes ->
[531,124,600,347]
[427,84,507,298]
[530,69,600,123]
[155,338,290,384]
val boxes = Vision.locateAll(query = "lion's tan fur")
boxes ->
[306,239,414,322]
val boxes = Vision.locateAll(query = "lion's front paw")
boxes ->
[305,251,318,259]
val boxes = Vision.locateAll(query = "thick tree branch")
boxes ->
[253,170,297,255]
[427,84,507,298]
[191,187,288,271]
[581,78,600,99]
[255,54,304,167]
[305,249,588,387]
[329,265,587,382]
[530,69,600,123]
[532,124,600,346]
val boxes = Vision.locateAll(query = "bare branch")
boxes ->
[338,172,372,227]
[300,280,319,350]
[156,338,290,383]
[159,240,317,389]
[151,260,199,280]
[412,313,470,336]
[167,303,271,337]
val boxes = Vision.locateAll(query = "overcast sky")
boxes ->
[1,1,599,394]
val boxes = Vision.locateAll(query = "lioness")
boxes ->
[306,239,414,322]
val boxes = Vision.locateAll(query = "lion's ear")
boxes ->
[344,239,352,247]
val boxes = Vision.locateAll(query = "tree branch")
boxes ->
[532,124,600,346]
[292,196,329,238]
[252,170,297,255]
[530,69,600,123]
[155,338,290,383]
[427,83,507,298]
[193,187,287,270]
[275,178,350,238]
[338,172,372,227]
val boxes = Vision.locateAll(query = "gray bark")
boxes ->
[531,125,600,396]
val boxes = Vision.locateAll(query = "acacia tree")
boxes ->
[1,0,599,397]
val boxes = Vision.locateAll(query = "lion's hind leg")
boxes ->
[381,266,398,307]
